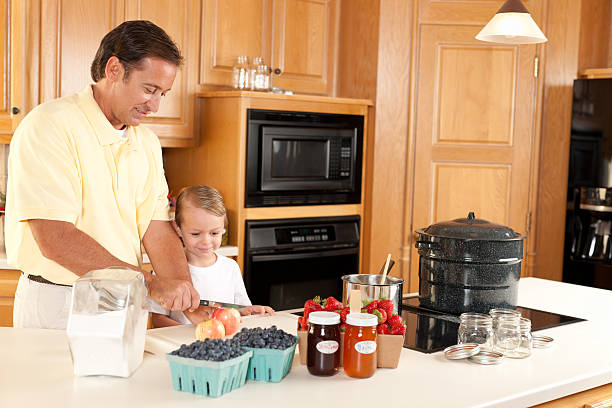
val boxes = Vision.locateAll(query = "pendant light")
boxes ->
[476,0,547,44]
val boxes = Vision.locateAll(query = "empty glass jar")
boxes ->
[504,317,532,359]
[493,314,521,356]
[458,312,493,350]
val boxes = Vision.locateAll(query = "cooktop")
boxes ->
[401,296,586,353]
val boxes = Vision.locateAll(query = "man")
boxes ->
[5,20,201,329]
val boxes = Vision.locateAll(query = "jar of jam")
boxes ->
[343,313,378,378]
[307,311,341,376]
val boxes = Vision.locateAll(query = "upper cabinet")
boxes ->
[123,0,201,147]
[0,0,23,142]
[35,0,200,147]
[201,0,337,95]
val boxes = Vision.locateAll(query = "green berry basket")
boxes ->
[242,338,297,382]
[165,350,253,398]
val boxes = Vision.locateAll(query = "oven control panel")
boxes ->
[275,226,336,245]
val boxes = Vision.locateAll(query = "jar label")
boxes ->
[316,340,339,354]
[354,341,377,354]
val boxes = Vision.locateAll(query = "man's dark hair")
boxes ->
[90,20,183,82]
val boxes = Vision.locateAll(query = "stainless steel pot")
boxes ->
[341,274,404,315]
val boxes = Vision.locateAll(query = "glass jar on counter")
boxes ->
[505,317,532,359]
[307,311,341,376]
[489,308,521,330]
[458,312,493,350]
[493,314,521,356]
[343,313,377,378]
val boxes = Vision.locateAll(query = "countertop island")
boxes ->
[1,278,611,407]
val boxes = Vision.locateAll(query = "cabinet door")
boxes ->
[271,0,337,95]
[124,0,200,147]
[409,23,538,290]
[39,0,199,147]
[0,0,23,141]
[200,0,273,87]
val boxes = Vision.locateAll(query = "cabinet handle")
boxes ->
[11,107,20,114]
[273,68,281,75]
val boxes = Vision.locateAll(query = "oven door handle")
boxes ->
[250,247,358,262]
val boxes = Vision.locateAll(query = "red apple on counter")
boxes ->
[195,318,225,340]
[212,307,242,336]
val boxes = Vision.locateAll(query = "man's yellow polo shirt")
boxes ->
[5,85,171,285]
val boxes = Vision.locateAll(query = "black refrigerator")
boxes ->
[563,78,612,290]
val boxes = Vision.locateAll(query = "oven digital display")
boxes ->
[275,226,336,245]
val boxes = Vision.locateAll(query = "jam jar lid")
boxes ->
[308,311,341,325]
[346,313,378,327]
[419,212,520,241]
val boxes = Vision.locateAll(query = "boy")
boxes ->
[152,186,274,327]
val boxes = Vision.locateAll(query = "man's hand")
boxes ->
[238,305,275,316]
[146,274,200,312]
[183,306,217,325]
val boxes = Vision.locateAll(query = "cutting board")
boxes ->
[145,312,299,357]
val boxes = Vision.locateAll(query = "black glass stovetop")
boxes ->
[402,296,586,353]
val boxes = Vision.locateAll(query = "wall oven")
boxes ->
[243,215,360,310]
[245,109,364,207]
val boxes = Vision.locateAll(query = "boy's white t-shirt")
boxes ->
[150,254,252,324]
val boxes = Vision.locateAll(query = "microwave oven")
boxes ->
[245,109,364,207]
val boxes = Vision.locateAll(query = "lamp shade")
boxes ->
[476,0,547,44]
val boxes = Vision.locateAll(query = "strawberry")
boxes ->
[372,308,387,324]
[377,323,390,334]
[340,307,351,323]
[387,314,403,328]
[365,300,380,314]
[303,296,323,322]
[390,324,406,335]
[323,296,343,311]
[297,316,308,331]
[378,299,394,317]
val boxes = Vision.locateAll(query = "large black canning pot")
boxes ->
[415,212,524,315]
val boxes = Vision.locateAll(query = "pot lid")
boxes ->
[421,212,519,240]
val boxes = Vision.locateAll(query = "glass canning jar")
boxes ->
[493,314,521,356]
[343,313,377,378]
[489,308,521,330]
[505,317,532,359]
[458,313,493,350]
[307,311,341,376]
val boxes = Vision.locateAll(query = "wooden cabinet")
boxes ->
[32,0,200,147]
[200,0,338,95]
[0,269,19,327]
[0,0,23,142]
[407,0,542,291]
[163,91,370,270]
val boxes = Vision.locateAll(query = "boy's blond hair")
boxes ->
[175,185,227,227]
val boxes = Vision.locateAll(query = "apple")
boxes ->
[195,318,225,340]
[212,307,242,336]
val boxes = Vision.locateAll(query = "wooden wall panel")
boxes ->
[335,0,380,275]
[533,0,582,282]
[437,45,516,144]
[434,164,510,224]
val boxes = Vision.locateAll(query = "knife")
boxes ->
[199,299,247,309]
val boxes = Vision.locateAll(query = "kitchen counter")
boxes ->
[1,278,611,407]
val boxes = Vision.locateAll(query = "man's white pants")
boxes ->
[12,274,72,329]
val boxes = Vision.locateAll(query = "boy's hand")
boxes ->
[184,306,216,324]
[239,305,275,316]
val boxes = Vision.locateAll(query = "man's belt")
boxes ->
[26,274,72,287]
